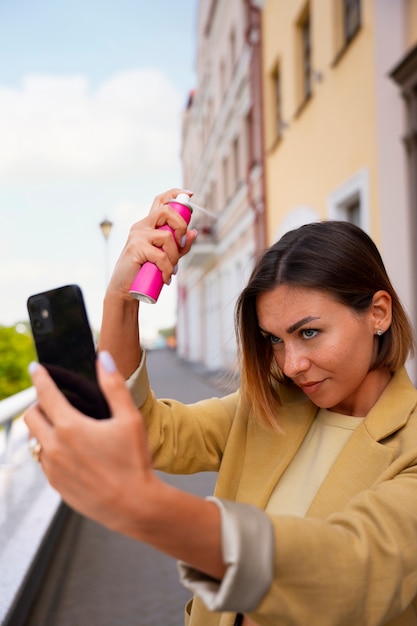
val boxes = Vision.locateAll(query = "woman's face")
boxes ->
[256,285,391,416]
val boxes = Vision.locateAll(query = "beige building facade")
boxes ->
[178,0,417,376]
[261,0,417,377]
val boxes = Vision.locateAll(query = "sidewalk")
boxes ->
[24,349,232,626]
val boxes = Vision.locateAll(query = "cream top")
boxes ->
[266,408,364,518]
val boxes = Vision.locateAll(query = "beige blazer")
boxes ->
[138,366,417,626]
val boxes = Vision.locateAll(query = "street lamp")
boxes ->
[99,218,113,286]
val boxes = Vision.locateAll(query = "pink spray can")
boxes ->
[129,193,193,303]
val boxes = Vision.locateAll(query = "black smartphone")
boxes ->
[27,284,111,419]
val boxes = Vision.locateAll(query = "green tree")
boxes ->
[0,324,36,400]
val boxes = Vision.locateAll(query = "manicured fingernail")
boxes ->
[173,264,178,275]
[98,351,117,373]
[180,235,187,247]
[28,362,39,376]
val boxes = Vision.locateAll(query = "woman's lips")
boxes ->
[299,380,324,395]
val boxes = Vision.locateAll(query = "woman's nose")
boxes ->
[281,346,310,379]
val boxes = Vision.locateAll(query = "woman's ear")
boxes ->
[371,290,392,334]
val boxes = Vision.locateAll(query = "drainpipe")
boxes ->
[245,0,268,253]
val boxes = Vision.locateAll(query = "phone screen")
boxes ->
[27,284,111,419]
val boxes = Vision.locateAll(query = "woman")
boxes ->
[25,189,417,626]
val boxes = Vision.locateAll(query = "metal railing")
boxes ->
[0,386,67,626]
[0,386,36,467]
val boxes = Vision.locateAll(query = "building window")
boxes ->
[220,59,226,99]
[207,97,214,138]
[327,169,369,232]
[245,109,253,170]
[344,0,361,44]
[272,63,282,142]
[233,136,240,188]
[222,155,229,202]
[333,0,361,64]
[295,4,312,111]
[230,28,237,74]
[344,195,361,227]
[300,9,312,102]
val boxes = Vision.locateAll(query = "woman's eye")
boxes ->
[302,328,318,339]
[270,335,281,345]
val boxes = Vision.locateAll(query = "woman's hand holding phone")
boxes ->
[24,352,225,581]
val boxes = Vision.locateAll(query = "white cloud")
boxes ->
[112,197,150,227]
[0,68,185,337]
[0,69,183,184]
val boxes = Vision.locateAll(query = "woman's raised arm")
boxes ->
[98,188,196,377]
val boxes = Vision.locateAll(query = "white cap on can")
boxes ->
[176,192,191,204]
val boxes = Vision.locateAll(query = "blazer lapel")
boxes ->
[307,367,417,518]
[234,367,417,517]
[236,391,317,508]
[306,423,394,518]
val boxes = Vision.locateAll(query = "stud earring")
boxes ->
[376,329,383,337]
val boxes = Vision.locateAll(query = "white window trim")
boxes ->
[327,169,370,233]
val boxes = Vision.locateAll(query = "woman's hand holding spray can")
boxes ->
[129,193,193,304]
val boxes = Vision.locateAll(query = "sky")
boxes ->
[0,0,198,340]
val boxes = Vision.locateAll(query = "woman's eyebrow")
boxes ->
[287,316,320,334]
[259,316,320,336]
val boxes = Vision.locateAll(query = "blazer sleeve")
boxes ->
[251,460,417,626]
[127,349,241,474]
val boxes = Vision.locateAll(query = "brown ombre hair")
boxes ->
[235,221,415,430]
